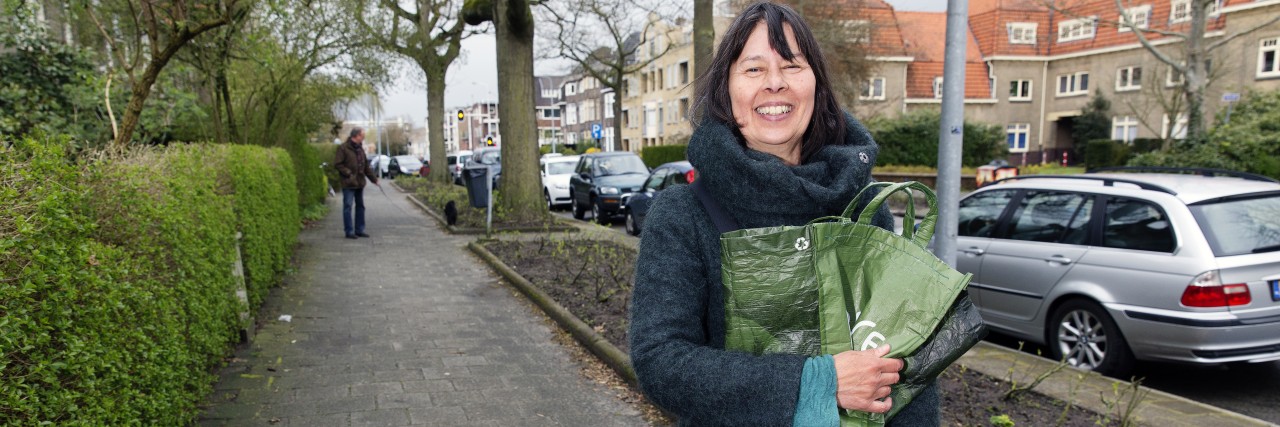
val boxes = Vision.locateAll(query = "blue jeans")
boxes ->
[342,188,365,235]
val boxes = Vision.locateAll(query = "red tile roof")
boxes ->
[897,12,992,99]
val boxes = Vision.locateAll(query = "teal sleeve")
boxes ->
[792,355,839,427]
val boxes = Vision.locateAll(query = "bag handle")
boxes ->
[841,181,938,248]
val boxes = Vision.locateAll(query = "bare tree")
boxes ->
[536,0,683,149]
[355,0,478,183]
[83,0,248,147]
[464,0,546,222]
[1045,0,1280,145]
[693,0,713,79]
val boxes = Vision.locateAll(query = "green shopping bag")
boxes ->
[721,181,977,426]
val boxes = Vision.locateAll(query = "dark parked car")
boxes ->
[463,147,501,189]
[569,151,650,224]
[387,155,425,178]
[622,161,696,236]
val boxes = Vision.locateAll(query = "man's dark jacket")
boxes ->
[335,139,377,189]
[629,113,939,426]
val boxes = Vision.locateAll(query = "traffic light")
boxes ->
[457,110,465,121]
[485,136,495,146]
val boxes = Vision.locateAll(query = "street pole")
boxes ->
[933,0,968,268]
[485,165,493,239]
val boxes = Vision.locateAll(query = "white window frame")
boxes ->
[1118,5,1151,33]
[1007,123,1031,153]
[1112,116,1140,142]
[1162,113,1188,139]
[1009,79,1032,101]
[1259,37,1280,78]
[1056,72,1090,97]
[604,93,615,119]
[1170,0,1191,23]
[860,77,886,101]
[565,103,578,126]
[933,77,945,99]
[1116,66,1142,91]
[1058,17,1096,42]
[1007,22,1037,44]
[1166,65,1184,87]
[565,82,578,97]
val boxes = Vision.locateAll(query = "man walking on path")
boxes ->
[197,185,648,426]
[335,127,378,239]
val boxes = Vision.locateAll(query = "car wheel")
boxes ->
[571,192,585,220]
[545,190,553,211]
[1048,299,1134,377]
[592,198,609,225]
[625,211,640,236]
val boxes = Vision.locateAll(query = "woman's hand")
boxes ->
[833,345,902,413]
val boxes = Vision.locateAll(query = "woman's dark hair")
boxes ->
[691,1,844,163]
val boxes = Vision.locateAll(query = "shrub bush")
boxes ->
[1084,139,1131,169]
[867,110,1007,167]
[288,141,326,209]
[0,138,301,425]
[312,142,341,193]
[640,144,687,168]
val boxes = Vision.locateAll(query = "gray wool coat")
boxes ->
[628,113,940,426]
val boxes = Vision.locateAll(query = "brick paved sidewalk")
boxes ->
[198,183,648,426]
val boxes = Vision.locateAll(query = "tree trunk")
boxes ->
[494,0,544,221]
[115,59,166,146]
[1183,0,1210,146]
[425,65,450,183]
[613,68,625,151]
[693,0,714,79]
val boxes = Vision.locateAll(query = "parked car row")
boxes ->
[953,167,1280,377]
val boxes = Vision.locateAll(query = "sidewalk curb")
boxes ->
[466,240,637,386]
[404,192,578,234]
[957,342,1276,427]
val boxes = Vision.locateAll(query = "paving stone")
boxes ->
[198,190,646,427]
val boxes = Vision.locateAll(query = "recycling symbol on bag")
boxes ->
[795,237,810,251]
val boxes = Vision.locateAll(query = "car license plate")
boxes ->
[1272,280,1280,301]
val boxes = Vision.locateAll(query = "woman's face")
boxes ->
[729,22,815,163]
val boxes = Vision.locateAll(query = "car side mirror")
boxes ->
[580,172,591,181]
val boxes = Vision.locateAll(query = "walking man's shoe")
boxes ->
[356,233,371,238]
[346,234,358,239]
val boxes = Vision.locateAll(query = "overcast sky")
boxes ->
[374,0,947,125]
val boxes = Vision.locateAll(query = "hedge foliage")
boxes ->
[1085,139,1131,169]
[1,138,300,425]
[867,109,1008,167]
[640,144,688,168]
[1130,89,1280,179]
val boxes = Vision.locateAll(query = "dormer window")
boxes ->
[1008,23,1037,44]
[1058,17,1096,42]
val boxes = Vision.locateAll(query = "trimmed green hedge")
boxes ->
[640,144,687,168]
[868,109,1008,167]
[1085,139,1132,169]
[0,138,300,425]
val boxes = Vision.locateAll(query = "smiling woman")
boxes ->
[628,2,939,426]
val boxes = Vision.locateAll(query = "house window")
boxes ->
[541,108,560,119]
[679,98,689,121]
[1056,72,1089,96]
[604,93,615,119]
[860,77,886,100]
[1259,38,1280,78]
[1116,66,1142,91]
[622,109,630,128]
[1167,66,1184,87]
[1162,113,1188,139]
[1170,0,1190,23]
[1058,17,1096,42]
[1008,23,1037,44]
[566,104,578,125]
[1112,116,1139,142]
[565,82,577,96]
[679,61,689,84]
[933,77,945,99]
[1175,0,1222,23]
[1007,124,1030,152]
[1119,5,1151,32]
[1009,79,1032,101]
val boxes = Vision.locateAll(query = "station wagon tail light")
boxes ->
[1181,270,1251,307]
[686,170,697,183]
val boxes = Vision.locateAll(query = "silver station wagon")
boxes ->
[955,167,1280,376]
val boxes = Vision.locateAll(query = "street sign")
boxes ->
[591,123,602,140]
[1223,92,1240,102]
